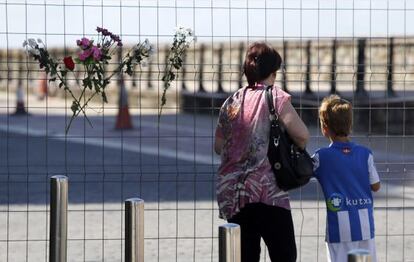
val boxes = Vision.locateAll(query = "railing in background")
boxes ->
[2,37,414,107]
[2,38,412,92]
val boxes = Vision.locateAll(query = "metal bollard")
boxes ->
[219,223,241,262]
[49,175,68,262]
[348,249,371,262]
[125,198,145,262]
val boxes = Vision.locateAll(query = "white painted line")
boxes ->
[0,125,220,165]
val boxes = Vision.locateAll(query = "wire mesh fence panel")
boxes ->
[0,0,414,261]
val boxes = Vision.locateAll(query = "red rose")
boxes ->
[63,56,75,71]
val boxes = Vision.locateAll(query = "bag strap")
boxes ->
[266,85,284,148]
[265,85,279,123]
[266,86,307,151]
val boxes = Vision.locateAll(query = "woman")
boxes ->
[214,42,309,262]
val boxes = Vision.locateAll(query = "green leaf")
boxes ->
[94,81,100,92]
[83,78,93,90]
[82,78,89,87]
[85,57,95,65]
[125,64,133,76]
[103,79,110,87]
[71,101,79,114]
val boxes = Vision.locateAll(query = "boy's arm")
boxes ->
[368,154,381,192]
[312,153,319,172]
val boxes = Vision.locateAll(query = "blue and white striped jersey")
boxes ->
[313,141,380,243]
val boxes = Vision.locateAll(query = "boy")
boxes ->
[313,95,381,262]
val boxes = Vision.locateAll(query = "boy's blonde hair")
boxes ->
[319,95,352,137]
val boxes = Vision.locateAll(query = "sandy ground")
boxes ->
[0,91,414,261]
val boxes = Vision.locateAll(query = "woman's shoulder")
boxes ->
[222,88,244,106]
[273,85,291,99]
[218,88,246,118]
[271,85,291,113]
[226,86,246,99]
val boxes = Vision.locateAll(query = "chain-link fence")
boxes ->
[1,1,414,261]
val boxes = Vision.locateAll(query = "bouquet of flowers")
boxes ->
[24,26,194,132]
[160,26,195,115]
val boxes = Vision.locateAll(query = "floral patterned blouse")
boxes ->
[215,84,292,220]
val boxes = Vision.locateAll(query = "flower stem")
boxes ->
[55,72,93,133]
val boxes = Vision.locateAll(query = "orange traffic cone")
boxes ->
[115,75,133,129]
[13,78,27,115]
[38,72,48,100]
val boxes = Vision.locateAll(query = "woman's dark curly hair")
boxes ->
[243,42,282,87]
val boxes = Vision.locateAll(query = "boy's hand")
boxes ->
[371,182,381,192]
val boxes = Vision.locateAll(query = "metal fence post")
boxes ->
[387,37,395,96]
[347,249,372,262]
[49,175,68,262]
[282,40,288,92]
[355,38,368,98]
[198,44,206,92]
[180,52,187,91]
[304,40,313,95]
[219,223,241,262]
[330,39,337,94]
[237,42,244,89]
[0,50,3,83]
[125,198,145,262]
[217,44,224,93]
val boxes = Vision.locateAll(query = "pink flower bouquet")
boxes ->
[24,26,194,132]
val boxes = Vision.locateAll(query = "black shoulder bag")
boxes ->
[266,85,313,191]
